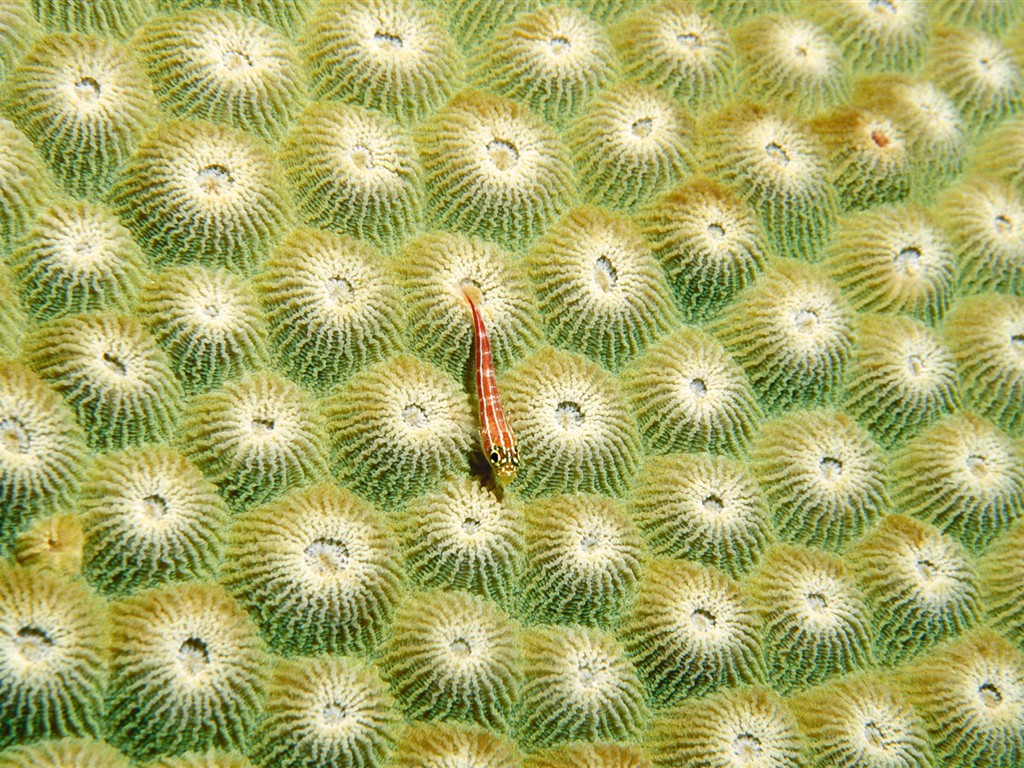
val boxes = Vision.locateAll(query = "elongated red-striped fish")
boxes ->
[462,284,519,482]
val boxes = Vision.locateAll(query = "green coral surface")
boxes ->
[1,0,1024,763]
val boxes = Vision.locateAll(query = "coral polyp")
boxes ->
[379,590,520,731]
[80,446,228,595]
[221,483,404,656]
[649,687,802,768]
[751,408,889,551]
[944,294,1024,437]
[280,103,422,252]
[136,9,306,142]
[750,544,874,692]
[890,413,1024,552]
[3,32,156,199]
[472,5,615,128]
[854,75,967,196]
[515,625,647,748]
[733,15,850,115]
[324,355,473,509]
[109,120,292,274]
[257,229,403,390]
[790,674,935,768]
[527,206,677,372]
[811,106,912,212]
[250,655,398,768]
[396,476,523,607]
[12,513,84,577]
[823,204,956,325]
[629,453,772,578]
[568,82,693,212]
[391,724,520,768]
[640,178,768,323]
[899,630,1024,768]
[181,371,329,509]
[808,0,930,73]
[981,520,1024,650]
[843,314,960,448]
[519,494,643,628]
[619,559,764,706]
[138,265,268,394]
[304,0,461,126]
[700,103,838,261]
[501,347,642,498]
[711,259,854,412]
[612,2,734,111]
[974,117,1024,195]
[25,313,183,450]
[417,91,575,251]
[398,231,541,379]
[622,327,762,456]
[0,564,105,749]
[850,514,981,666]
[0,739,131,768]
[105,583,265,759]
[926,26,1023,136]
[938,177,1024,297]
[162,0,314,38]
[11,201,148,321]
[0,362,85,549]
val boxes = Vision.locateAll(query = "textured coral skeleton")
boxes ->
[1,0,1024,764]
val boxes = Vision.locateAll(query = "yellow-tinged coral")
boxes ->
[899,630,1024,768]
[515,624,647,748]
[136,9,306,142]
[622,326,762,456]
[396,476,523,607]
[612,2,734,112]
[751,408,889,551]
[105,583,266,759]
[750,544,874,692]
[0,362,85,550]
[619,559,764,706]
[850,514,981,666]
[629,453,772,578]
[3,32,156,200]
[0,565,105,749]
[568,82,693,213]
[221,483,404,656]
[471,5,615,128]
[527,206,677,372]
[790,674,935,768]
[640,178,768,324]
[502,347,642,498]
[944,294,1024,437]
[889,413,1024,553]
[280,103,422,252]
[648,687,802,768]
[398,231,541,380]
[379,590,520,731]
[519,494,643,628]
[324,355,473,509]
[304,0,460,126]
[417,91,575,252]
[257,229,403,390]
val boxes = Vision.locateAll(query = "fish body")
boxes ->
[462,284,519,482]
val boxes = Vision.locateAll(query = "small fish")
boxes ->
[461,283,519,482]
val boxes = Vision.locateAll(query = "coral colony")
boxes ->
[4,0,1024,766]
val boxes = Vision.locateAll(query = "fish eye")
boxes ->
[489,450,500,464]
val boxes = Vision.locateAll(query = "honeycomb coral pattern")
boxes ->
[1,0,1024,763]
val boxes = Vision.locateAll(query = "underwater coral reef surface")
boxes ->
[1,0,1024,765]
